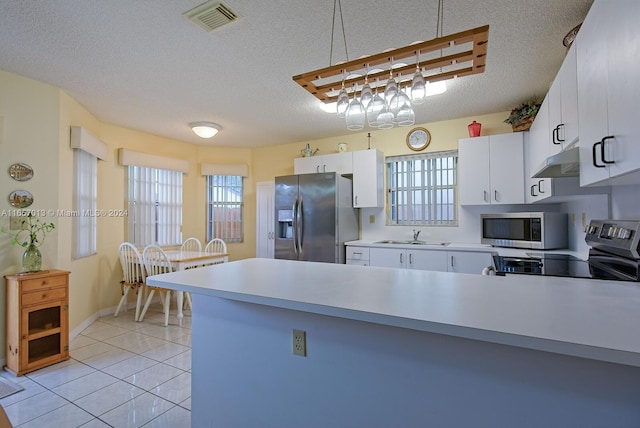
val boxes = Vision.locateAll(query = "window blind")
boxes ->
[73,149,97,258]
[128,166,182,246]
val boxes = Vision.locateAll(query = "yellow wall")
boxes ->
[0,68,513,362]
[252,111,512,182]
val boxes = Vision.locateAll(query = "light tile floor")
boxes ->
[0,305,192,428]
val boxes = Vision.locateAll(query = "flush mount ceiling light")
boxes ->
[189,122,221,138]
[293,0,489,131]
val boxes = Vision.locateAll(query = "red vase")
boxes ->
[468,121,482,137]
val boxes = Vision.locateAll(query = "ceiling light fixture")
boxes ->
[189,122,221,138]
[294,0,489,130]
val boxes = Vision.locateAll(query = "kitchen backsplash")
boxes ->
[360,193,617,257]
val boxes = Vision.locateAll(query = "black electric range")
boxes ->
[492,219,640,282]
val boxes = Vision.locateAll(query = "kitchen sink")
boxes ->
[374,240,449,246]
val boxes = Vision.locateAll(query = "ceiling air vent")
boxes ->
[184,1,239,32]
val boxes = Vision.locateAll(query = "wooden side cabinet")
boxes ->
[4,269,70,376]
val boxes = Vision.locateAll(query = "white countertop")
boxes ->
[147,258,640,367]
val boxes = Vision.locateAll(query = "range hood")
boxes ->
[532,146,580,178]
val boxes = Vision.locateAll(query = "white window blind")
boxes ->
[73,149,97,258]
[128,166,182,246]
[386,150,458,226]
[206,175,243,243]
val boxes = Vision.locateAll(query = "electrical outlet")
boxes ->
[292,329,306,357]
[369,215,375,224]
[9,216,26,230]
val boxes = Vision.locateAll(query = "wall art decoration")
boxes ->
[8,163,34,181]
[8,190,33,208]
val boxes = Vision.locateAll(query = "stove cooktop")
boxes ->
[493,254,592,279]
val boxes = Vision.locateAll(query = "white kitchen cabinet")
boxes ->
[577,0,640,186]
[524,103,553,203]
[352,149,384,208]
[346,246,369,266]
[447,251,493,275]
[369,247,448,271]
[547,44,579,153]
[294,152,353,175]
[459,133,525,205]
[256,181,275,258]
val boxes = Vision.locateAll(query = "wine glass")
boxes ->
[411,66,426,105]
[366,79,385,128]
[345,84,365,131]
[360,64,373,109]
[336,71,349,117]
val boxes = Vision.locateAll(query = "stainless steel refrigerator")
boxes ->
[274,172,359,263]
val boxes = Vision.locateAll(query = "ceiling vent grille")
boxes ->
[184,1,239,32]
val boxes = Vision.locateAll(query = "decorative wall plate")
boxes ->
[8,163,34,181]
[8,190,33,208]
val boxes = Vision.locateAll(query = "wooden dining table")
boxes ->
[160,250,229,326]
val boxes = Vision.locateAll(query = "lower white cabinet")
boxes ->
[346,246,369,266]
[369,248,448,271]
[447,251,494,274]
[368,246,493,274]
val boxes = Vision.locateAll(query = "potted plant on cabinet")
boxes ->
[1,213,55,272]
[504,98,541,132]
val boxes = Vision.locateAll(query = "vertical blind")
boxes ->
[128,166,182,246]
[207,175,243,242]
[386,150,458,225]
[73,149,97,258]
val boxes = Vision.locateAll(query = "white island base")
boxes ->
[147,258,640,427]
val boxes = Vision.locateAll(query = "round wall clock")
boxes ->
[406,127,431,151]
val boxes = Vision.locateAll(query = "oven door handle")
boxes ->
[588,254,639,281]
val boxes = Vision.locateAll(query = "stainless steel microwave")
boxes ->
[481,212,568,249]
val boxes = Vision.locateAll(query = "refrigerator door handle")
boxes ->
[297,198,304,254]
[292,199,299,255]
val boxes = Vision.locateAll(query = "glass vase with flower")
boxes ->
[1,213,55,272]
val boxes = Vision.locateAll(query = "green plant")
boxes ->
[1,213,55,248]
[504,99,541,126]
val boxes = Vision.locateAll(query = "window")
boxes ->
[386,150,458,226]
[127,166,182,246]
[206,175,243,243]
[73,149,97,258]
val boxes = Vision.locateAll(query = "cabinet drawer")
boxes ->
[346,247,369,261]
[22,287,67,306]
[21,274,67,293]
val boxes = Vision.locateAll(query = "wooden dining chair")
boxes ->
[204,238,227,255]
[181,237,202,252]
[115,242,146,321]
[139,244,175,326]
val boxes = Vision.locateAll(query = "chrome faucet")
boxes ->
[412,229,421,241]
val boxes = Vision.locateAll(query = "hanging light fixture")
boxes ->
[294,0,488,130]
[189,122,221,138]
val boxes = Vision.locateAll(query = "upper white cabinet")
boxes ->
[577,0,640,186]
[294,152,353,175]
[352,149,384,208]
[525,97,553,203]
[459,133,525,205]
[548,44,579,153]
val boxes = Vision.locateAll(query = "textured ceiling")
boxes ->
[0,0,593,148]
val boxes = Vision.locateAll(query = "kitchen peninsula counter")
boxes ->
[148,258,640,427]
